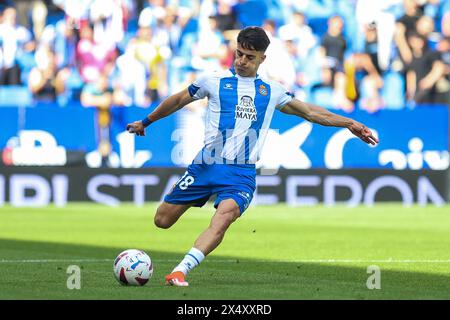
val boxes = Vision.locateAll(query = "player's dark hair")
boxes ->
[237,26,270,52]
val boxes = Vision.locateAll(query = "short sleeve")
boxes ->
[188,72,211,100]
[273,82,294,110]
[428,50,441,65]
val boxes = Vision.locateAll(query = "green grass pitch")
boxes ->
[1,203,450,300]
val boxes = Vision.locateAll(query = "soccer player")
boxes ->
[126,27,379,287]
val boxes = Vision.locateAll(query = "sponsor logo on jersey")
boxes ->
[235,95,257,121]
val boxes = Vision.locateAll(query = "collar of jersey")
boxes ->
[229,67,259,80]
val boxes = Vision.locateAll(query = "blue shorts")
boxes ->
[164,162,256,215]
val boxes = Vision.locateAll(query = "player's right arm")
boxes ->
[126,88,195,136]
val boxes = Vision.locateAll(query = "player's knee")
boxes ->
[224,204,240,221]
[217,199,240,219]
[154,214,172,229]
[154,207,173,229]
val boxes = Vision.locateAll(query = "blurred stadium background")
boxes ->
[0,0,450,300]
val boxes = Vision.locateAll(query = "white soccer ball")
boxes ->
[113,249,153,286]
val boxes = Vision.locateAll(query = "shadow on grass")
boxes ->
[0,238,449,300]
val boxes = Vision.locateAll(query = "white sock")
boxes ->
[172,247,205,275]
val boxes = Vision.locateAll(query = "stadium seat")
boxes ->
[235,0,268,27]
[126,18,139,34]
[310,85,335,108]
[16,52,36,72]
[0,85,32,107]
[45,12,65,27]
[381,71,406,110]
[307,17,329,38]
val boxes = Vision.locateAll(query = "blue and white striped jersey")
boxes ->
[188,68,294,165]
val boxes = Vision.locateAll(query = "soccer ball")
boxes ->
[113,249,153,286]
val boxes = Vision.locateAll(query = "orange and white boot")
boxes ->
[165,271,189,287]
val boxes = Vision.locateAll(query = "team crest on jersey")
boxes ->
[258,84,268,96]
[235,95,257,121]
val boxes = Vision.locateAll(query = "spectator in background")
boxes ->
[191,15,227,72]
[339,22,385,113]
[213,0,238,32]
[0,6,35,85]
[52,0,92,30]
[158,6,182,52]
[406,32,447,104]
[363,22,382,75]
[28,45,66,102]
[435,12,450,103]
[76,24,117,83]
[437,12,450,84]
[258,19,296,90]
[319,15,353,112]
[13,0,33,29]
[89,0,125,50]
[112,39,147,107]
[278,11,316,59]
[165,6,198,91]
[37,16,83,104]
[52,17,78,69]
[220,30,239,69]
[134,25,170,102]
[320,15,347,75]
[281,34,308,100]
[31,0,48,43]
[394,0,421,67]
[344,50,384,113]
[138,0,167,29]
[176,6,198,46]
[0,0,448,109]
[149,6,172,48]
[416,14,439,49]
[81,73,114,167]
[355,0,397,73]
[422,0,445,20]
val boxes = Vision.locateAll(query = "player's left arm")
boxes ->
[280,98,379,145]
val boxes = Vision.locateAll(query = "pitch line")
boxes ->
[2,259,450,264]
[0,259,112,263]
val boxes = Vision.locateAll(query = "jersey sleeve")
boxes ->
[188,72,212,100]
[273,82,294,110]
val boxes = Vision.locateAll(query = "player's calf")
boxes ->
[194,199,240,255]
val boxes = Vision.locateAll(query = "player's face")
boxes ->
[234,44,266,77]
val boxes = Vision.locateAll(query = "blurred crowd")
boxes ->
[0,0,449,113]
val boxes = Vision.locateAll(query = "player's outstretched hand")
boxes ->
[348,122,379,146]
[126,121,146,136]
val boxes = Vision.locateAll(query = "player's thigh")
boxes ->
[154,202,192,227]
